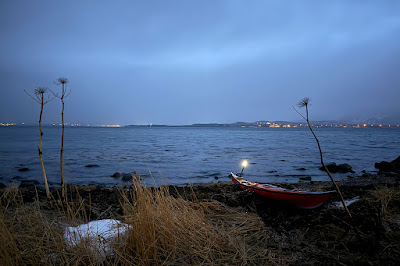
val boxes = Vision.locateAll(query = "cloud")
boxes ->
[1,1,400,124]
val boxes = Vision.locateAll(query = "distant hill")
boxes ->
[125,120,399,128]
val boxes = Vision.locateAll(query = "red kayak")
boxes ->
[230,173,335,209]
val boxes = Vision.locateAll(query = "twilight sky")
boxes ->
[1,0,400,125]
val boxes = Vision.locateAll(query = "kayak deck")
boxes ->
[230,173,335,209]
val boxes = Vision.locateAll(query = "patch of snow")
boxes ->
[329,196,360,209]
[64,219,129,261]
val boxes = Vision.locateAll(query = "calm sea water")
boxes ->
[0,126,399,186]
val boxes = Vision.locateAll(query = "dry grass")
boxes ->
[368,185,400,222]
[2,182,400,265]
[117,178,278,265]
[0,187,66,265]
[0,179,280,265]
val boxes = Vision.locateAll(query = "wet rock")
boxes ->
[318,162,353,173]
[110,172,122,178]
[299,176,312,181]
[375,161,396,172]
[19,180,40,188]
[214,176,219,180]
[391,156,400,169]
[319,162,338,173]
[337,163,355,173]
[375,157,400,174]
[121,173,134,182]
[375,156,400,176]
[0,183,5,189]
[18,167,30,172]
[85,164,100,168]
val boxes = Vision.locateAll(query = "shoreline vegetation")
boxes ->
[1,158,400,265]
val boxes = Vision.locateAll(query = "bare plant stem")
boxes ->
[39,94,50,199]
[60,91,65,199]
[52,77,70,200]
[303,105,353,220]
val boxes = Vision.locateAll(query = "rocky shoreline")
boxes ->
[1,157,400,264]
[2,156,399,190]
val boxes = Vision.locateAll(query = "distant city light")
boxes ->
[100,125,121,128]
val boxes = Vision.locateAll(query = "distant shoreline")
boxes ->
[2,121,400,128]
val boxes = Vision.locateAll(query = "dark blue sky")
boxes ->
[1,1,400,125]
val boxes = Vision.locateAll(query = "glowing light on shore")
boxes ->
[240,160,248,177]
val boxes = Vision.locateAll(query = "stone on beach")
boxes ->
[110,172,122,178]
[337,163,354,173]
[85,164,100,168]
[375,156,400,173]
[121,173,134,182]
[319,162,354,173]
[319,162,338,172]
[375,161,396,172]
[110,172,135,181]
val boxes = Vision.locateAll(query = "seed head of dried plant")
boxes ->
[51,77,71,99]
[24,87,55,105]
